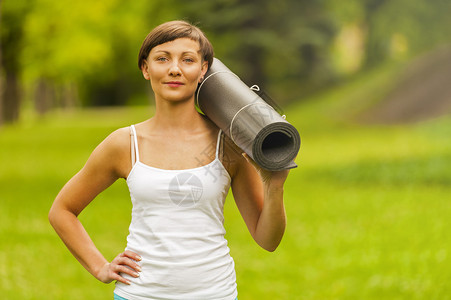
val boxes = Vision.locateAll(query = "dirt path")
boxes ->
[360,46,451,124]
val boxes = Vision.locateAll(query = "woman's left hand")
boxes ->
[241,153,290,188]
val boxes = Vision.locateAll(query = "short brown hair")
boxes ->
[138,20,214,70]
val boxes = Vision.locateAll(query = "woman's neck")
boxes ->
[150,98,208,134]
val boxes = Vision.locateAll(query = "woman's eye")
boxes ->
[156,57,168,62]
[183,58,195,63]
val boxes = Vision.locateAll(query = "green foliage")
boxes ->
[22,0,109,80]
[19,0,153,106]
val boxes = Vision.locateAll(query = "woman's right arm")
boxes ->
[48,128,141,285]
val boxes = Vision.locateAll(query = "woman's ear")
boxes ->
[141,61,150,80]
[199,61,208,82]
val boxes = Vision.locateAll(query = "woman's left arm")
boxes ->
[230,151,290,252]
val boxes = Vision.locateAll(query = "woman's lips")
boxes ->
[165,81,184,87]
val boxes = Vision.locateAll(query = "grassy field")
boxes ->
[1,81,451,299]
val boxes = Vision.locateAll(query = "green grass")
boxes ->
[1,93,451,299]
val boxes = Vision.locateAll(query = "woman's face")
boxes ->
[142,38,208,103]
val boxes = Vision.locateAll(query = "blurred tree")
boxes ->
[0,0,2,125]
[362,0,389,67]
[78,0,156,106]
[21,0,154,109]
[0,0,31,124]
[370,0,451,61]
[22,0,116,111]
[330,0,451,69]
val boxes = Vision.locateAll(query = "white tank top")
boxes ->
[114,125,237,300]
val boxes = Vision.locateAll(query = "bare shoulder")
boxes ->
[105,127,131,147]
[88,126,132,179]
[95,127,130,155]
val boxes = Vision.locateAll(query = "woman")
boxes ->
[49,20,289,300]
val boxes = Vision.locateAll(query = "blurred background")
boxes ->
[1,0,450,121]
[1,0,451,299]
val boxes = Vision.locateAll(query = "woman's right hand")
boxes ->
[96,250,142,285]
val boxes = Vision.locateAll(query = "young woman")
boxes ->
[49,20,290,300]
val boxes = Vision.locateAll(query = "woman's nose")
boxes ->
[169,61,181,76]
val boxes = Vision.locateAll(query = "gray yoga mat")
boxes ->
[196,58,300,171]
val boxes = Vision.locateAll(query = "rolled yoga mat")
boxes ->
[196,58,301,171]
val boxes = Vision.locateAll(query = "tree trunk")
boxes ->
[2,72,20,122]
[363,0,389,68]
[0,0,22,124]
[0,0,3,126]
[60,81,79,108]
[34,79,54,115]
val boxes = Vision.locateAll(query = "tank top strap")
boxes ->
[215,129,222,159]
[130,125,140,163]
